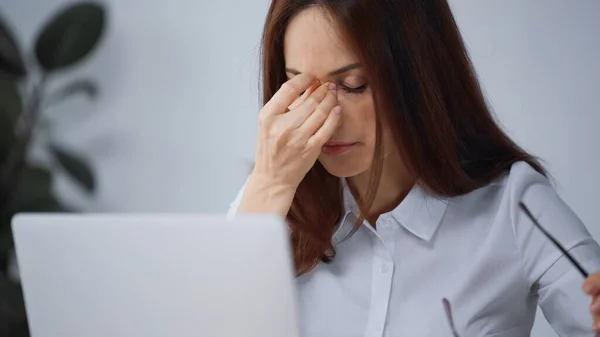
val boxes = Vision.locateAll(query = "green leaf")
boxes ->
[4,166,63,214]
[0,16,26,77]
[0,74,22,123]
[0,165,63,256]
[50,145,95,192]
[0,116,16,166]
[0,76,19,164]
[0,213,13,254]
[34,3,106,71]
[0,279,28,332]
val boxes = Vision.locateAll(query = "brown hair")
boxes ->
[260,0,545,275]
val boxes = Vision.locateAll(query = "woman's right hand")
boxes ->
[238,73,341,216]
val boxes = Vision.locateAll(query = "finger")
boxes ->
[591,297,600,316]
[263,73,317,115]
[298,86,338,137]
[306,106,342,149]
[288,81,320,111]
[285,82,332,128]
[583,275,600,296]
[589,293,600,331]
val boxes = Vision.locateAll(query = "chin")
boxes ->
[318,156,372,178]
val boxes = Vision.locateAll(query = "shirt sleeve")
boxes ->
[226,176,250,219]
[511,168,600,336]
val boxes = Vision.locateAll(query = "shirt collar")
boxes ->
[337,179,448,242]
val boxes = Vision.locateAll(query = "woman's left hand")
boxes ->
[583,273,600,331]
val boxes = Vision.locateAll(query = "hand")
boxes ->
[254,73,341,188]
[239,74,341,215]
[583,273,600,331]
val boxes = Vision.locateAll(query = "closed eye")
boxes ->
[340,83,367,94]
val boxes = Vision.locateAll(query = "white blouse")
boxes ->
[227,162,600,337]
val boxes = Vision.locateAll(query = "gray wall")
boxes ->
[3,0,267,212]
[2,1,599,336]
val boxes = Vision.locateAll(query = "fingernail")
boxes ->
[328,82,337,91]
[584,281,594,293]
[333,106,341,114]
[594,323,600,331]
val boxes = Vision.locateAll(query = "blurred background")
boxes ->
[0,0,599,336]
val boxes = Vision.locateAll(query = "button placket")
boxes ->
[377,215,397,256]
[366,255,394,337]
[365,221,395,337]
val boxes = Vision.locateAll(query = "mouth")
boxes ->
[321,141,358,156]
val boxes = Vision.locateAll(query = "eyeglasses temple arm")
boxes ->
[443,298,460,337]
[518,202,589,278]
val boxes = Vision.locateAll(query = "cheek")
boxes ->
[337,93,376,139]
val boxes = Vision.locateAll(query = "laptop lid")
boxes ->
[12,213,300,337]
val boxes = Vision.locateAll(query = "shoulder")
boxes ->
[504,160,549,188]
[447,161,580,250]
[502,161,552,205]
[449,161,549,219]
[500,161,590,240]
[451,161,599,284]
[499,161,575,236]
[489,162,597,280]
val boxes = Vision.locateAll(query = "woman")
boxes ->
[228,0,600,335]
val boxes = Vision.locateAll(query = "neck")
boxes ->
[347,150,415,221]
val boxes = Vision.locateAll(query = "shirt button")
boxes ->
[380,264,389,273]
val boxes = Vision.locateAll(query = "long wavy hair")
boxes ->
[260,0,545,275]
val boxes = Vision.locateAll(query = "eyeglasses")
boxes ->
[442,201,590,336]
[443,298,460,337]
[518,202,589,277]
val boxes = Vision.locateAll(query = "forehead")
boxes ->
[283,7,358,74]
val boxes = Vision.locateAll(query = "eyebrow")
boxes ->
[285,63,361,77]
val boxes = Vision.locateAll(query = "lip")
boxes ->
[321,141,357,156]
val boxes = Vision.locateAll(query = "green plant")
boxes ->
[0,2,106,335]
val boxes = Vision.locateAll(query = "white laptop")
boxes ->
[11,213,301,337]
